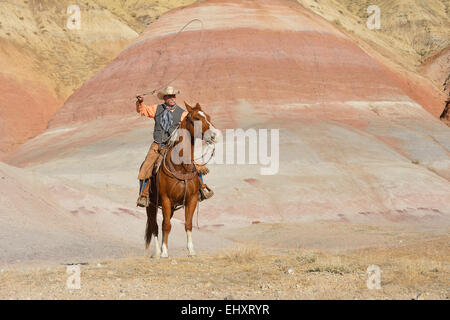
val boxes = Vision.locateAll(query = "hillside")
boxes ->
[0,0,195,158]
[1,0,448,157]
[7,0,450,227]
[296,0,450,117]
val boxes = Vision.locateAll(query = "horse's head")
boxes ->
[184,102,220,144]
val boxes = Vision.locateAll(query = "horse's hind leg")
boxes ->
[145,199,161,258]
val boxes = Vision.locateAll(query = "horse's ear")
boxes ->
[184,101,193,112]
[195,103,202,110]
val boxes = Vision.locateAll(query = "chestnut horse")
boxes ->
[145,102,219,258]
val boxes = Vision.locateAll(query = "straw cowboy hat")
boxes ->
[157,86,180,100]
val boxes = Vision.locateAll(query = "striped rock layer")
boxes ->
[7,0,450,226]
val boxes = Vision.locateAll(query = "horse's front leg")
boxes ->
[160,195,172,258]
[185,191,199,257]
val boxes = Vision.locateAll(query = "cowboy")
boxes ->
[136,86,213,207]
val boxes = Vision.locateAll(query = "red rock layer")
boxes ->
[0,74,60,159]
[49,0,413,128]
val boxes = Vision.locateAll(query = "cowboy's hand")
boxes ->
[136,96,144,111]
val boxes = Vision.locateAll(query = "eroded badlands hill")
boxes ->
[7,0,450,228]
[0,0,194,158]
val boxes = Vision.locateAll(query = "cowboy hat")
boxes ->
[157,86,180,100]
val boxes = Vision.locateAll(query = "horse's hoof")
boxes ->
[188,252,197,257]
[160,255,169,259]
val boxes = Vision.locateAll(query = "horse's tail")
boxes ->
[145,175,159,249]
[145,216,152,249]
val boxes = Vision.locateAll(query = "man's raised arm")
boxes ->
[136,96,157,118]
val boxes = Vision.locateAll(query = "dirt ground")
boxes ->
[0,221,448,300]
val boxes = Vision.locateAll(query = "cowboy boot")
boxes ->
[136,179,151,207]
[199,180,214,202]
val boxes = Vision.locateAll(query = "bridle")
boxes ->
[185,112,217,166]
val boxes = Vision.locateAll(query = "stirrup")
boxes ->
[199,185,214,201]
[136,195,150,207]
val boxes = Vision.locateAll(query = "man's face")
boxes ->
[164,95,176,107]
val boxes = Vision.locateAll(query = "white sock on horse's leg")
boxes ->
[151,234,161,258]
[161,243,169,258]
[186,231,196,256]
[160,222,170,258]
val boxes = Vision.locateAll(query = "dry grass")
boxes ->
[296,252,318,264]
[0,0,196,100]
[1,235,448,300]
[348,237,450,292]
[218,245,262,264]
[297,0,450,71]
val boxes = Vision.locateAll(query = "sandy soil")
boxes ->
[1,221,448,300]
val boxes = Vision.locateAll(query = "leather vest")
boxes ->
[153,104,184,144]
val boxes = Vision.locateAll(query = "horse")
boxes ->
[144,102,220,258]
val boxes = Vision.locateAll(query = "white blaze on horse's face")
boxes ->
[198,111,221,144]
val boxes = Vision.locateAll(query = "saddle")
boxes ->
[138,145,213,208]
[153,145,209,178]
